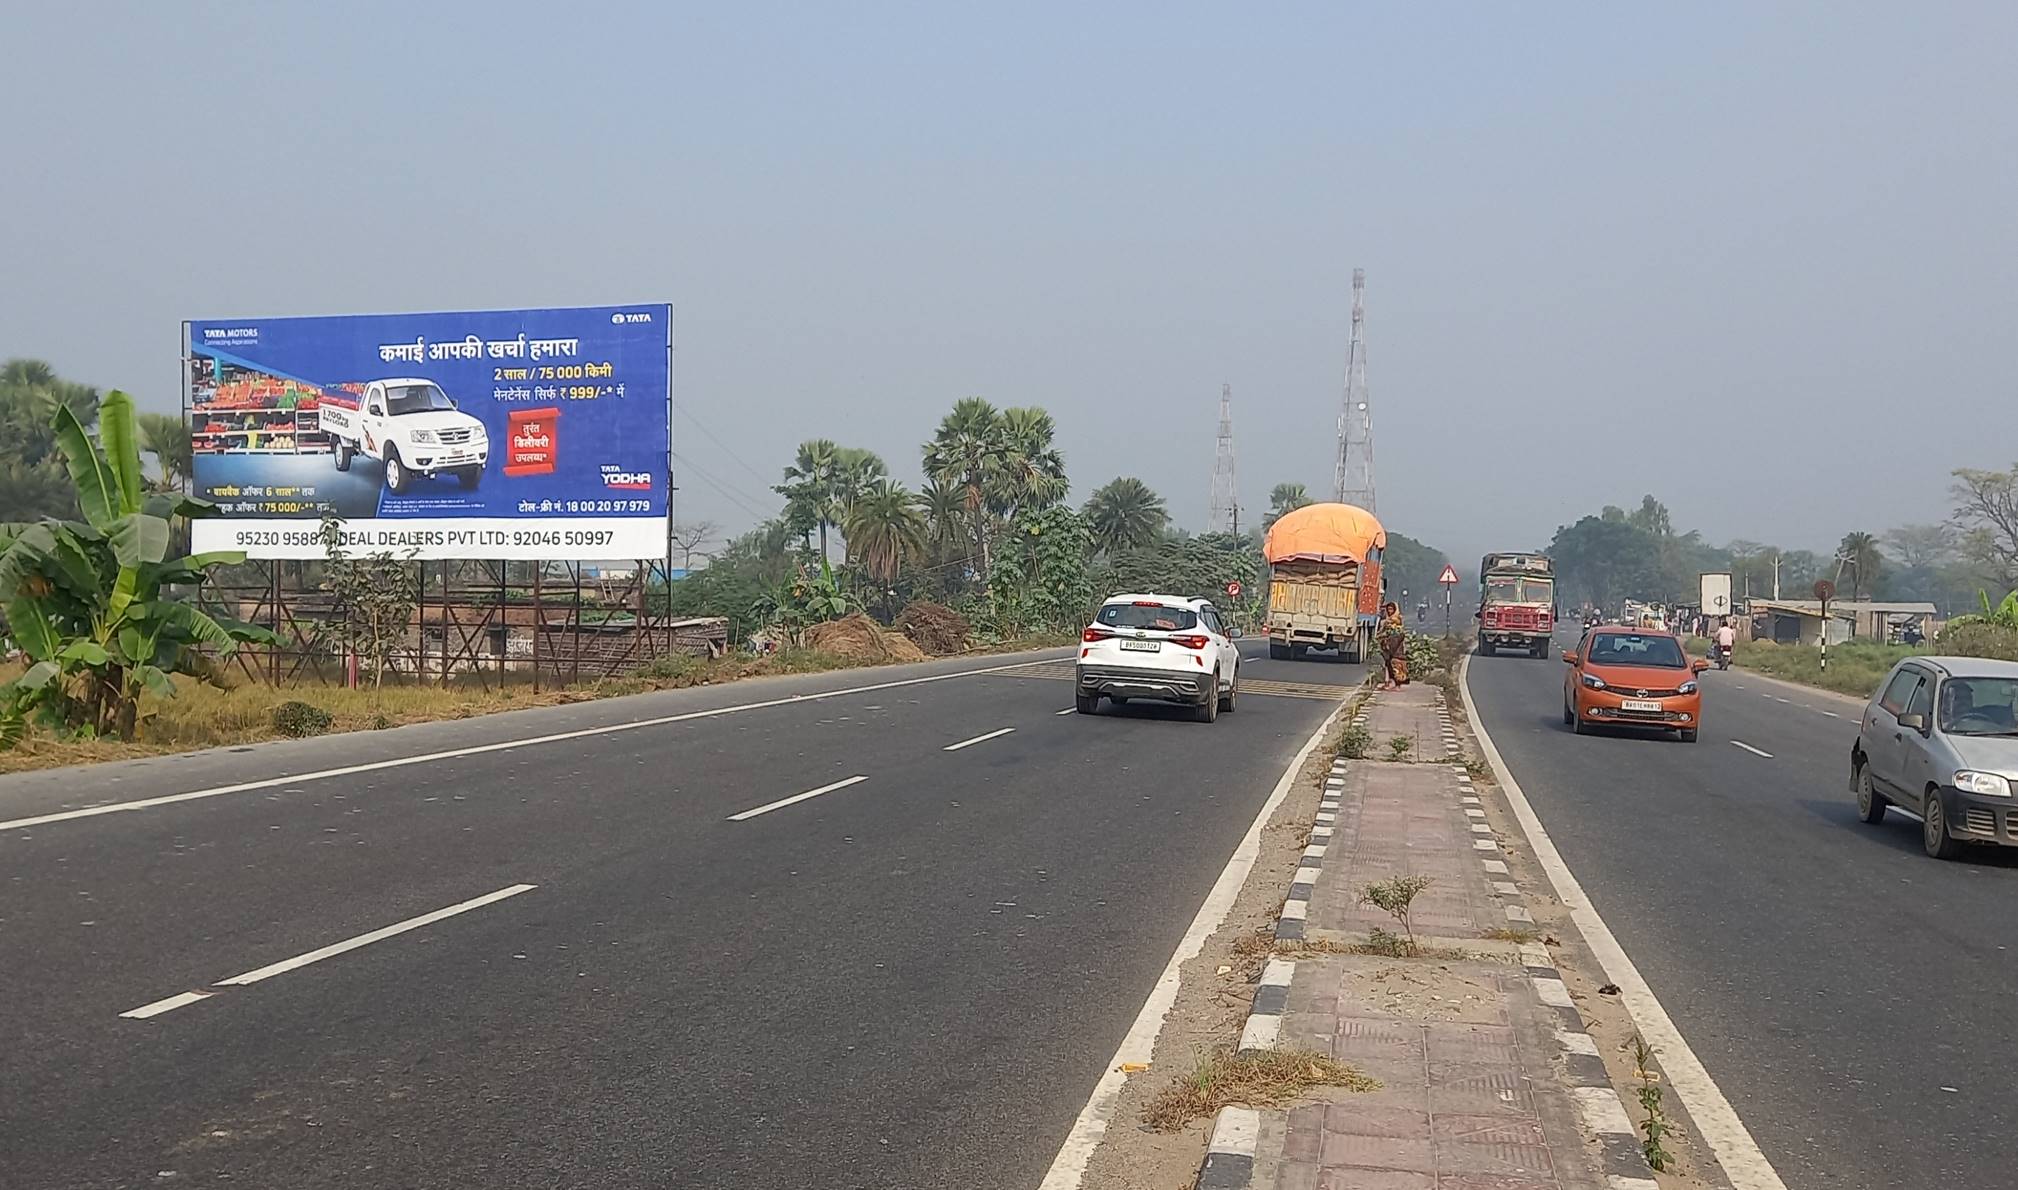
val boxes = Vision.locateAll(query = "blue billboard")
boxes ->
[185,304,670,560]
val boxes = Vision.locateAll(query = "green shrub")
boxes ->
[271,700,334,738]
[1335,722,1372,760]
[1935,621,2018,661]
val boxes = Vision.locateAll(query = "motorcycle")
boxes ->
[1713,642,1733,670]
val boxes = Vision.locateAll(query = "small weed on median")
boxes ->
[1335,722,1372,760]
[1481,926,1538,944]
[1386,734,1414,761]
[1142,1046,1377,1132]
[1359,875,1433,954]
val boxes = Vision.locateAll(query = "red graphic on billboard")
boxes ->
[505,407,560,477]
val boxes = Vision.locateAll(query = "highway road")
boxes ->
[1466,627,2018,1190]
[0,643,1364,1189]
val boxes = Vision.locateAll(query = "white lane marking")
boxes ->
[0,655,1069,833]
[1460,656,1790,1190]
[119,990,212,1019]
[727,775,869,822]
[1056,707,1078,715]
[216,883,537,988]
[1731,740,1774,758]
[1038,693,1350,1190]
[1774,697,1791,704]
[944,726,1015,752]
[1819,710,1840,718]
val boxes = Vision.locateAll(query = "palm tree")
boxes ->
[136,412,192,491]
[922,398,1009,585]
[776,439,841,558]
[1084,477,1169,555]
[920,478,967,559]
[996,406,1069,514]
[843,481,927,584]
[1837,531,1884,601]
[1263,482,1313,530]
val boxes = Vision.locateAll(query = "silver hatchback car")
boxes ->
[1850,656,2018,859]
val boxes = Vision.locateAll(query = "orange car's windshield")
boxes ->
[1587,633,1686,668]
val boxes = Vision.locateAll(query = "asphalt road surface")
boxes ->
[1466,627,2018,1190]
[1,642,1365,1190]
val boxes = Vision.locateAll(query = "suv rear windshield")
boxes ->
[1587,632,1686,668]
[1098,603,1198,632]
[1938,677,2018,735]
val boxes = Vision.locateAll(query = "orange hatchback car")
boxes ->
[1563,627,1711,742]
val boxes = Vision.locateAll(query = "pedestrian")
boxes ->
[1378,601,1409,689]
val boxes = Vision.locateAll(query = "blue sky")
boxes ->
[4,1,2012,559]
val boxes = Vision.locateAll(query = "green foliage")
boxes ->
[987,504,1094,636]
[1083,476,1169,555]
[841,480,926,584]
[1404,633,1443,681]
[1262,482,1313,530]
[1386,734,1414,761]
[1358,874,1433,952]
[1335,721,1372,760]
[271,700,334,738]
[1630,1035,1673,1172]
[1381,531,1455,605]
[1935,620,2018,662]
[752,560,860,643]
[0,359,101,521]
[0,389,275,745]
[318,514,419,691]
[1949,589,2018,631]
[1090,531,1262,624]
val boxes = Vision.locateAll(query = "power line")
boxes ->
[672,451,776,522]
[677,405,780,491]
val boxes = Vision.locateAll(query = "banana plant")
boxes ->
[0,391,276,746]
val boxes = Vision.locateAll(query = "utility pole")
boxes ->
[1208,382,1240,535]
[1771,552,1782,600]
[1334,268,1377,511]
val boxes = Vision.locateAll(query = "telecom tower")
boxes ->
[1208,383,1240,534]
[1333,268,1376,512]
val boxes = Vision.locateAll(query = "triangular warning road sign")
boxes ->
[1437,564,1460,585]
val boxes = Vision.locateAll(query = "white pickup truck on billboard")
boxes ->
[320,378,489,494]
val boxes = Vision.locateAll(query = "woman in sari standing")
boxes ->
[1378,601,1409,689]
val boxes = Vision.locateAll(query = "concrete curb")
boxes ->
[1274,695,1363,942]
[1197,1106,1259,1189]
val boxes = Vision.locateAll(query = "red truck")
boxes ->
[1477,552,1556,657]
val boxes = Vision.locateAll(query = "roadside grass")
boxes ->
[1722,639,1923,699]
[1142,1046,1377,1132]
[1481,926,1539,944]
[0,638,1061,775]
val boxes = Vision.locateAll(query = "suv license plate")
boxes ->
[1119,640,1160,652]
[1621,698,1661,712]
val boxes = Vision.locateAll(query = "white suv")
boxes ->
[1075,595,1241,721]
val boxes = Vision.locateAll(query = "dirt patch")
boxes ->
[893,600,971,655]
[802,613,930,663]
[1075,697,1361,1190]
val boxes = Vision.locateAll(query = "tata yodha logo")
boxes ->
[601,464,654,491]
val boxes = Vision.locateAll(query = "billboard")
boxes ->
[185,304,670,560]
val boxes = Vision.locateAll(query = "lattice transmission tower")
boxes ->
[1208,383,1240,534]
[1333,267,1376,512]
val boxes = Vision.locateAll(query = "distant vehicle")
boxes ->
[1076,595,1240,722]
[320,378,489,495]
[1262,503,1383,663]
[1562,627,1709,742]
[1850,656,2018,860]
[1477,552,1555,658]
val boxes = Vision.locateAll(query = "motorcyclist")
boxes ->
[1713,618,1737,667]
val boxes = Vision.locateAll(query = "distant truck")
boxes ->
[320,378,489,495]
[1477,552,1556,657]
[1262,502,1385,663]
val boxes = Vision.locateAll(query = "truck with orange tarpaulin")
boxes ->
[1262,503,1385,662]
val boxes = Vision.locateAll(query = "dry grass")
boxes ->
[1141,1047,1377,1132]
[1481,926,1539,944]
[0,638,1065,775]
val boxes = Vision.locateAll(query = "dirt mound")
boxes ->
[805,613,928,663]
[894,601,972,656]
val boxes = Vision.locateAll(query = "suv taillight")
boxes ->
[1169,633,1210,649]
[1082,627,1114,643]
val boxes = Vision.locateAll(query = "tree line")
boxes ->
[665,398,1453,639]
[1547,486,2018,613]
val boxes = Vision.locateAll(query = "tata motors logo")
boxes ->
[611,311,654,324]
[601,465,654,491]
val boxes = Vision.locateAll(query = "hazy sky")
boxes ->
[4,2,2013,561]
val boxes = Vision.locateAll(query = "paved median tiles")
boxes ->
[1211,682,1657,1190]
